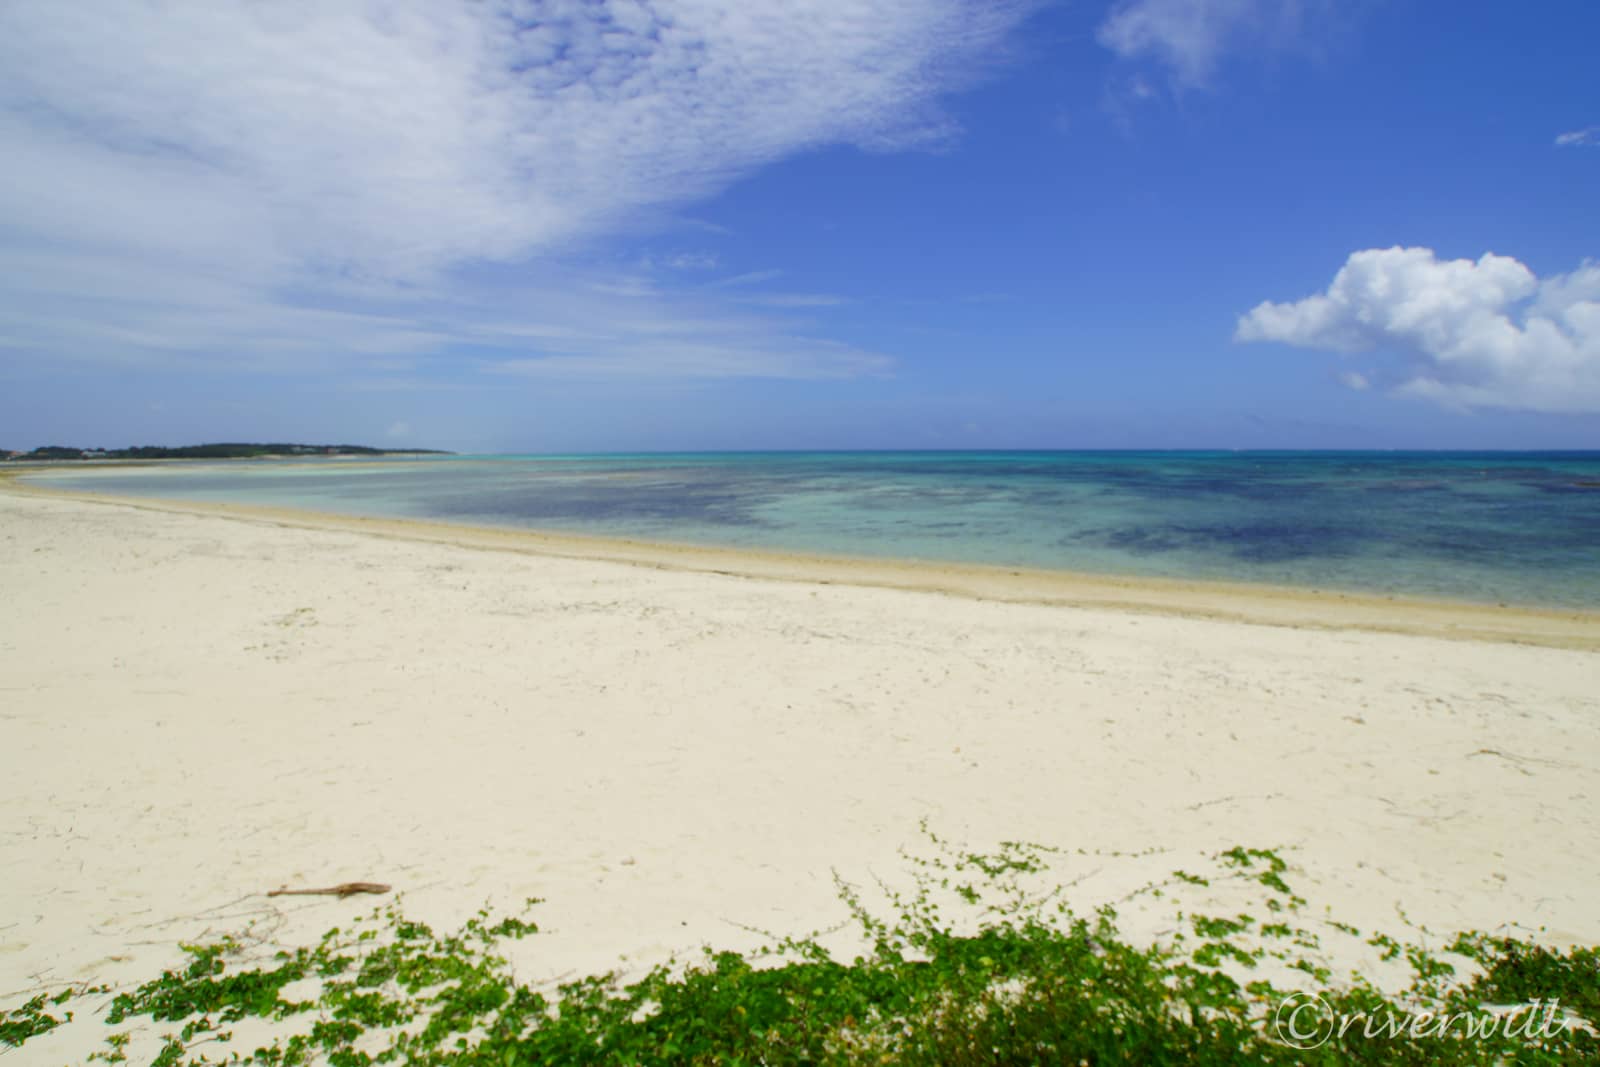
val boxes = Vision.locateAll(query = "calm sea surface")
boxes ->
[31,451,1600,609]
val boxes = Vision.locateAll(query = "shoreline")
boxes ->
[6,472,1599,650]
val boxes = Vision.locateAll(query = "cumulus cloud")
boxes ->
[0,0,1029,378]
[1097,0,1333,87]
[1236,247,1600,413]
[1556,126,1600,147]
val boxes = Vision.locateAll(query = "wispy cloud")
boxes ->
[489,337,890,381]
[1098,0,1338,88]
[737,293,851,308]
[1237,246,1600,413]
[1555,126,1600,147]
[657,252,722,271]
[586,278,660,300]
[0,1,1031,380]
[706,270,786,289]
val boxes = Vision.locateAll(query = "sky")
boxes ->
[1,0,1598,453]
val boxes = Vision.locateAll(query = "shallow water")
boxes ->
[32,451,1600,609]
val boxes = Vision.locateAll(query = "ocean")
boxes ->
[30,451,1600,609]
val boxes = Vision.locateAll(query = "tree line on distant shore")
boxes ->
[2,443,451,461]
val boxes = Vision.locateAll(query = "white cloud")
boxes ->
[1236,247,1600,413]
[1337,370,1370,391]
[0,0,1030,378]
[1097,0,1332,87]
[1556,126,1600,147]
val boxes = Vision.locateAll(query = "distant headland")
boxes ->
[2,443,453,461]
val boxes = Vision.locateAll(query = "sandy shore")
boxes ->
[3,485,1599,1053]
[12,473,1600,651]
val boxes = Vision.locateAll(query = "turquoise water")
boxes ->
[31,451,1600,609]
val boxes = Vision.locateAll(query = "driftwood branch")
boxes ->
[267,882,391,898]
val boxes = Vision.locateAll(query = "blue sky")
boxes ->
[1,0,1597,452]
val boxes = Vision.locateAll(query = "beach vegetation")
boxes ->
[4,838,1595,1065]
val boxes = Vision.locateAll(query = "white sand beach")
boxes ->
[3,485,1599,1056]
